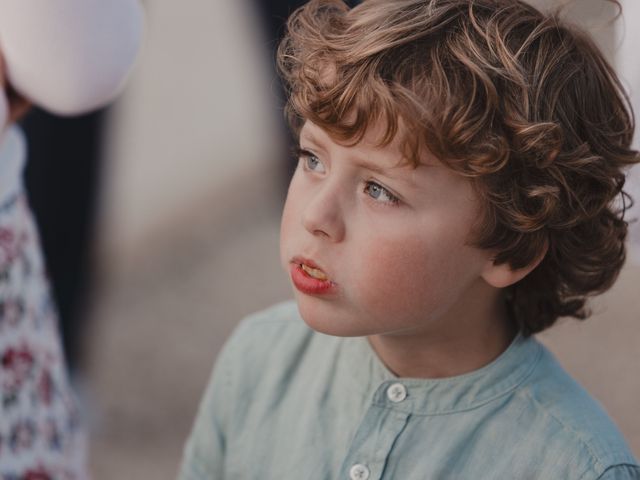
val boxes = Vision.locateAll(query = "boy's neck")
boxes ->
[367,287,517,379]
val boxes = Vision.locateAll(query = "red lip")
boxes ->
[289,256,336,295]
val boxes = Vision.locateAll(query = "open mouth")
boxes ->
[290,256,336,295]
[300,263,328,281]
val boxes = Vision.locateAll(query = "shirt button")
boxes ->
[350,464,370,480]
[386,382,407,403]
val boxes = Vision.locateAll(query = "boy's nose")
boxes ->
[301,185,346,242]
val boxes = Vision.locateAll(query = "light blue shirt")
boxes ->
[179,301,639,479]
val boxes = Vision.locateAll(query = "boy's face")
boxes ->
[280,120,499,339]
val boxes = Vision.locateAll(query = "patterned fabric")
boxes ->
[0,128,87,479]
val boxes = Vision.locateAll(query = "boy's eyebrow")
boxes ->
[353,157,423,187]
[299,129,428,184]
[299,129,325,151]
[351,157,397,176]
[338,147,426,189]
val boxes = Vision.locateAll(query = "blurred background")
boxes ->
[18,0,640,478]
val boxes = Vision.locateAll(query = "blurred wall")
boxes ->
[87,2,289,477]
[98,0,283,271]
[617,0,640,262]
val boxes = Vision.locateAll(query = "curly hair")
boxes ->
[277,0,640,335]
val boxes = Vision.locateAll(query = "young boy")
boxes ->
[179,0,640,478]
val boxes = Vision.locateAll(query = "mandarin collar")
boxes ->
[347,332,543,415]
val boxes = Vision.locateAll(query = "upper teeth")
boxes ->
[301,264,328,280]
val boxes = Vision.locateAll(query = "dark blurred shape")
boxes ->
[254,1,306,48]
[20,107,106,372]
[255,0,360,44]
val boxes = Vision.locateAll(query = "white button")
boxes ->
[386,382,407,403]
[350,463,370,480]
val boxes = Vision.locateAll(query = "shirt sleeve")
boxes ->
[178,329,241,480]
[596,464,640,480]
[0,0,144,115]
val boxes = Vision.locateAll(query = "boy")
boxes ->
[179,0,640,478]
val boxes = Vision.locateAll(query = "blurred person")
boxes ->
[20,106,107,373]
[179,0,640,478]
[0,0,143,476]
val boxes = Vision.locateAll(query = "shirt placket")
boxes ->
[340,382,411,480]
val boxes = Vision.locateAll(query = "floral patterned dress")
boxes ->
[0,126,87,479]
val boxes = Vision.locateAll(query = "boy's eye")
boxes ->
[364,181,399,206]
[298,148,325,173]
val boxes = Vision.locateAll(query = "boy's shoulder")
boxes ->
[512,343,638,474]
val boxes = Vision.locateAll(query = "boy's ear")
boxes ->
[480,242,548,289]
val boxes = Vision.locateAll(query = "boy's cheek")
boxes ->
[349,229,479,324]
[279,193,300,262]
[350,237,435,312]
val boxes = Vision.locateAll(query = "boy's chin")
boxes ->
[294,294,368,338]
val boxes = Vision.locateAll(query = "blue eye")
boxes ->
[364,181,399,205]
[298,148,325,173]
[306,155,321,171]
